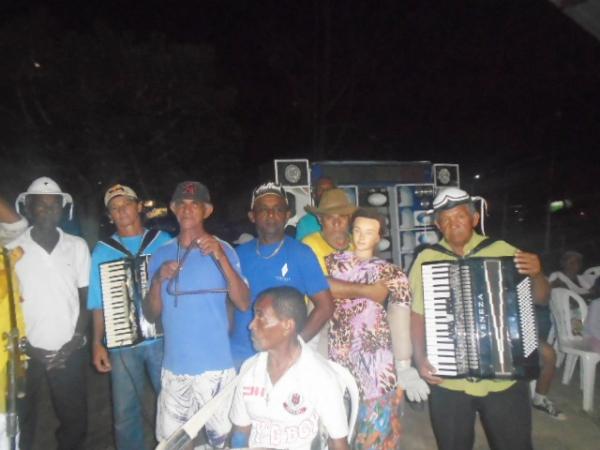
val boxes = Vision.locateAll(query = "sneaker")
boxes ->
[532,397,567,420]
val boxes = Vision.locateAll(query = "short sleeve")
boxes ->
[381,262,411,308]
[314,369,350,440]
[298,244,329,296]
[76,238,91,288]
[86,244,104,310]
[409,253,426,315]
[221,239,248,286]
[0,217,28,246]
[229,365,252,427]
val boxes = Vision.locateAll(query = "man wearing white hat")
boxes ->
[8,177,91,450]
[409,187,550,450]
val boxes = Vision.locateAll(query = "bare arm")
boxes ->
[328,278,389,304]
[75,287,90,335]
[514,251,550,305]
[328,437,350,450]
[410,311,442,384]
[197,236,250,311]
[301,290,334,342]
[229,424,251,448]
[91,309,111,372]
[144,261,178,323]
[0,196,20,223]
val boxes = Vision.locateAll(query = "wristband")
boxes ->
[230,431,248,448]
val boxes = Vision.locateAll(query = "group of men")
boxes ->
[0,173,561,450]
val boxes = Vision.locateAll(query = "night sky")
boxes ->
[2,0,599,261]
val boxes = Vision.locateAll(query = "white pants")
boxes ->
[156,368,235,448]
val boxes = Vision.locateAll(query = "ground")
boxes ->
[29,351,600,449]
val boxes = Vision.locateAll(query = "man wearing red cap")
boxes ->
[145,181,249,448]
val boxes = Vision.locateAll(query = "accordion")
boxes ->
[100,256,162,349]
[422,257,539,380]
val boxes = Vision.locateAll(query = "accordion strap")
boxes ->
[101,228,160,258]
[426,237,499,259]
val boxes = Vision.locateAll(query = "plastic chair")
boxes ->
[327,360,359,443]
[550,288,600,412]
[548,271,589,295]
[583,266,600,288]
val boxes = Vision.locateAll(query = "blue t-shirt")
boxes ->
[87,229,171,348]
[148,237,243,375]
[231,236,329,366]
[295,213,321,241]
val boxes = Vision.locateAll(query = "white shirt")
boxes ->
[0,216,28,246]
[230,339,349,450]
[8,227,90,350]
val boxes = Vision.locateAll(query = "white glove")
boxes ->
[396,365,430,402]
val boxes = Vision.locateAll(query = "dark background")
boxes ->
[1,0,599,269]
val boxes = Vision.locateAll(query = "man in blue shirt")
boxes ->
[144,181,249,448]
[231,182,334,369]
[88,184,171,450]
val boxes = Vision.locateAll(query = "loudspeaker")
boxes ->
[275,159,311,187]
[433,164,460,188]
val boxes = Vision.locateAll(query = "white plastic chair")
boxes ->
[548,271,590,295]
[550,288,600,412]
[327,360,359,443]
[583,266,600,289]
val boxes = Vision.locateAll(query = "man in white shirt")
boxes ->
[8,177,90,450]
[230,286,349,450]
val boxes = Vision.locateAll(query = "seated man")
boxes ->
[230,286,350,450]
[550,251,593,297]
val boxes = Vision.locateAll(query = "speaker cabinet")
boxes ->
[433,164,460,188]
[275,159,311,187]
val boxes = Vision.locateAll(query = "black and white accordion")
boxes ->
[422,257,540,380]
[100,256,162,349]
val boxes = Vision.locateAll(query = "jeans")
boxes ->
[110,339,163,450]
[18,346,87,450]
[429,381,532,450]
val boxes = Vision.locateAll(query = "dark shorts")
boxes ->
[535,304,552,341]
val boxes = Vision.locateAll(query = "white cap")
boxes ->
[431,187,471,212]
[430,187,487,235]
[16,177,74,220]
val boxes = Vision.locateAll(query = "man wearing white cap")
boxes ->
[8,177,91,450]
[410,187,551,450]
[87,184,171,450]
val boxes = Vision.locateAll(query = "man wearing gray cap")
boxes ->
[144,181,249,448]
[87,183,172,450]
[409,187,550,450]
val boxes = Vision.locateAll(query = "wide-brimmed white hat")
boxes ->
[16,177,73,220]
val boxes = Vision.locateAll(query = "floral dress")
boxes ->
[326,251,411,450]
